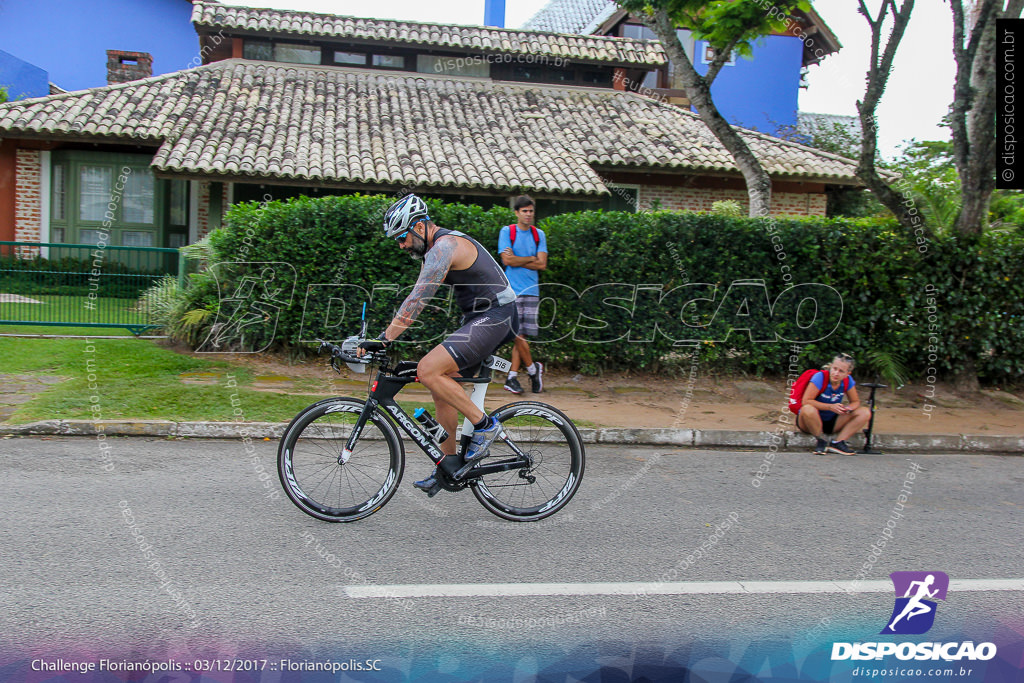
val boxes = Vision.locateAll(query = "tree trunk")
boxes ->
[644,8,773,217]
[950,0,1003,235]
[854,108,924,232]
[854,0,929,234]
[693,91,773,217]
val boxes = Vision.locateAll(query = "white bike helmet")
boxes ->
[383,194,429,238]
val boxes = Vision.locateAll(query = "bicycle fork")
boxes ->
[339,397,378,465]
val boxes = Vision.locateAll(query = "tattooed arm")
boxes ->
[383,236,456,341]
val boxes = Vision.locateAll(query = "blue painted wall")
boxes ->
[0,49,49,100]
[694,35,803,134]
[0,0,198,93]
[484,0,506,27]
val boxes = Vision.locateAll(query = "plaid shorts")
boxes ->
[515,295,539,337]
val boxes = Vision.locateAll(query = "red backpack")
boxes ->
[509,224,540,250]
[788,370,851,414]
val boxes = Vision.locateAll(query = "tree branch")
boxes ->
[704,12,768,87]
[949,0,970,173]
[949,0,996,179]
[854,0,928,233]
[874,1,915,97]
[966,0,998,61]
[704,37,741,86]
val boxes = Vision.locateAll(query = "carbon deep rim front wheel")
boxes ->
[278,397,404,522]
[471,401,585,522]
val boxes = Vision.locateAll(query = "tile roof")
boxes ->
[521,0,616,34]
[0,59,863,193]
[191,1,666,67]
[798,111,862,137]
[522,0,842,65]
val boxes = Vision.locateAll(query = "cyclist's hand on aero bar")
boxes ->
[357,337,390,356]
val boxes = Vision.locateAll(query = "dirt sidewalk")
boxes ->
[222,354,1024,437]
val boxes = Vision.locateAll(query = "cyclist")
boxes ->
[359,194,519,495]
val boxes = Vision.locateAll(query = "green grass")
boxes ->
[0,337,432,424]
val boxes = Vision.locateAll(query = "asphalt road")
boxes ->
[2,436,1022,680]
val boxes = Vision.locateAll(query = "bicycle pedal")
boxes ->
[413,475,444,497]
[417,480,443,497]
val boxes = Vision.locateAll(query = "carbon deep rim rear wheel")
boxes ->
[471,401,585,522]
[278,397,404,522]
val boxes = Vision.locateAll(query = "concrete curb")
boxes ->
[2,420,1022,454]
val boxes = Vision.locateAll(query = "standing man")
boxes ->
[498,195,546,394]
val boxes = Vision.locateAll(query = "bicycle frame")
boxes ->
[281,341,585,522]
[342,359,530,480]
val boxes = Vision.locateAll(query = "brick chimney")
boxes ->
[106,50,153,85]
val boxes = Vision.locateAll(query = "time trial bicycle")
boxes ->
[277,335,585,523]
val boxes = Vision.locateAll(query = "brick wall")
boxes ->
[195,181,231,240]
[637,185,827,217]
[14,150,42,256]
[196,181,210,239]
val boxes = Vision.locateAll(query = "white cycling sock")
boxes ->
[526,363,537,375]
[508,371,518,379]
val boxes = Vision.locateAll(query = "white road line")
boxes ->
[342,578,1024,599]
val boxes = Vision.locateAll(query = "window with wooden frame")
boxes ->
[49,151,162,248]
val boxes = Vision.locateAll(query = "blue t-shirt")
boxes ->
[810,371,856,420]
[497,224,547,297]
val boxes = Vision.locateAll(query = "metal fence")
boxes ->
[0,241,183,335]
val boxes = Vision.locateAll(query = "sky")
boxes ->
[224,0,957,159]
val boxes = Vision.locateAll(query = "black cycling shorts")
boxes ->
[821,414,837,434]
[440,302,519,373]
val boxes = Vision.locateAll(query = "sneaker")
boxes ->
[504,376,524,394]
[529,362,544,393]
[813,437,828,455]
[464,418,503,463]
[827,440,857,456]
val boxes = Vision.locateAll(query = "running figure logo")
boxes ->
[881,571,950,635]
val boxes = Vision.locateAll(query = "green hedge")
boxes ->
[176,194,1024,381]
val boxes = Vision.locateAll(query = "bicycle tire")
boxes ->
[278,397,404,522]
[471,401,585,522]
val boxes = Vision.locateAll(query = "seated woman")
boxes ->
[796,353,872,455]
